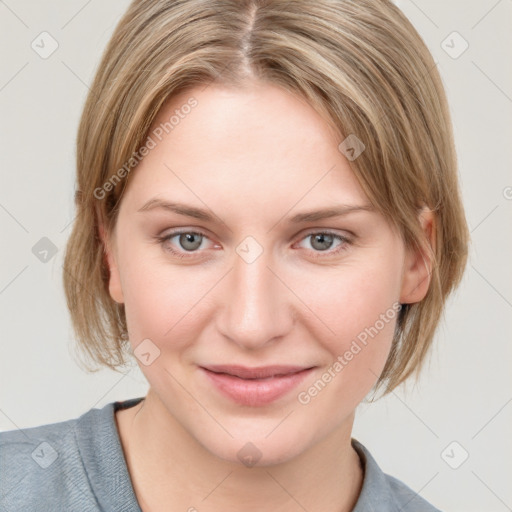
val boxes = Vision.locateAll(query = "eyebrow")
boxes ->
[137,198,374,223]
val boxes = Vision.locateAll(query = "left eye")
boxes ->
[296,232,348,253]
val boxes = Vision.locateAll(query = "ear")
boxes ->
[97,210,125,304]
[399,207,436,305]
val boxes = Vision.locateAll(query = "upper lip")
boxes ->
[201,365,313,379]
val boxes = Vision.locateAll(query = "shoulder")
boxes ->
[351,438,443,512]
[384,473,442,512]
[0,405,109,511]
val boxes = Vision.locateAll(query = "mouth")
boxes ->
[199,364,315,406]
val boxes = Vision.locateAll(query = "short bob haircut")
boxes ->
[63,0,469,397]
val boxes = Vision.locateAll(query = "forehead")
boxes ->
[120,82,368,214]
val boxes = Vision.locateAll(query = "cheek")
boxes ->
[117,246,216,350]
[301,254,402,386]
[293,266,401,418]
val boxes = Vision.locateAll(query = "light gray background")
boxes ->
[1,1,511,511]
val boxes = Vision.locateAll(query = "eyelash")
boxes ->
[155,229,352,260]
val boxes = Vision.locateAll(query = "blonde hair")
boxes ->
[63,0,469,396]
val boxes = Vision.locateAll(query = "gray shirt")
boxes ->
[0,397,442,511]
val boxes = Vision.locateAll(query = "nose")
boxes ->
[216,243,294,351]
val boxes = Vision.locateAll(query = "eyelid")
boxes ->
[299,227,354,240]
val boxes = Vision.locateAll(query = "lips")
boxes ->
[201,364,311,379]
[200,364,315,406]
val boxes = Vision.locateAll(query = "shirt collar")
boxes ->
[351,437,398,511]
[75,398,143,512]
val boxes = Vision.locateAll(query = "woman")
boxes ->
[0,1,468,510]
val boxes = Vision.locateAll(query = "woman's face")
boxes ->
[103,81,428,465]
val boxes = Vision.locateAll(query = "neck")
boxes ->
[116,390,364,512]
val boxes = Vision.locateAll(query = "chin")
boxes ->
[193,421,316,468]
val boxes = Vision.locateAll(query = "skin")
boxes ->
[100,81,433,512]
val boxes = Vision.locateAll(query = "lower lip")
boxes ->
[200,367,314,406]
